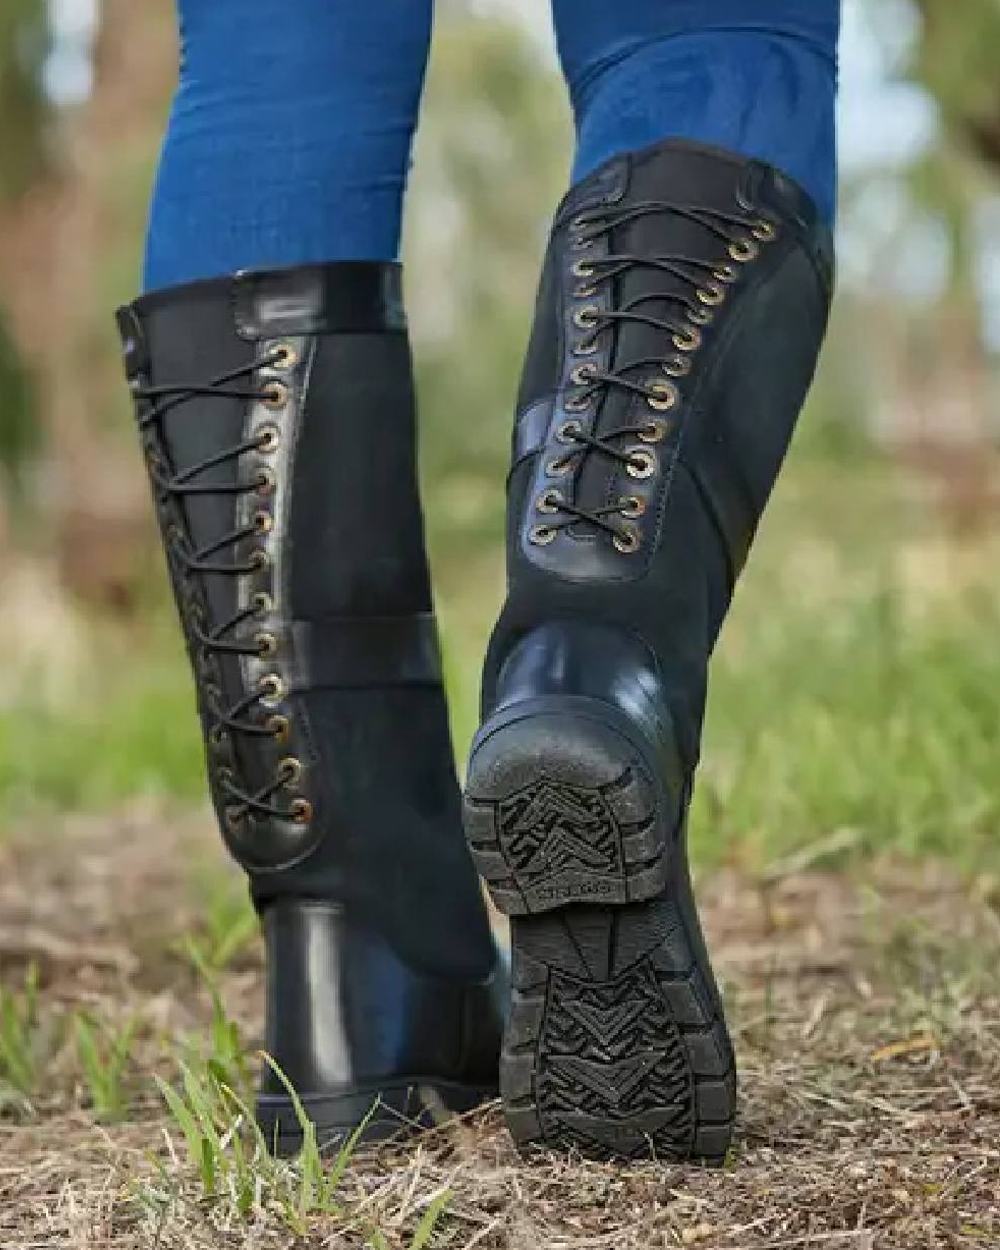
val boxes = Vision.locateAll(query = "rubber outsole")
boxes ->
[256,1079,497,1159]
[464,702,735,1164]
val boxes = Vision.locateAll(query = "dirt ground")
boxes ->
[1,808,999,1249]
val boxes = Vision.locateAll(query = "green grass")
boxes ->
[0,645,203,819]
[0,965,50,1106]
[691,571,1000,872]
[75,1012,138,1121]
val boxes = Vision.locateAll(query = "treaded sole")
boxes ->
[464,704,735,1164]
[256,1079,497,1159]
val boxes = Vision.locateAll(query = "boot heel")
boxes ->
[464,700,736,1163]
[463,699,678,917]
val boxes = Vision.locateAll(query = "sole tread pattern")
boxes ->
[500,904,735,1163]
[465,708,735,1164]
[464,715,669,914]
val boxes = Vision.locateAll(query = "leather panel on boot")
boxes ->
[490,622,671,750]
[486,140,832,740]
[116,266,488,926]
[512,139,832,590]
[120,263,505,1152]
[259,901,502,1098]
[119,291,330,872]
[233,261,406,339]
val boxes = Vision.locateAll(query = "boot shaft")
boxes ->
[488,140,833,753]
[117,264,443,877]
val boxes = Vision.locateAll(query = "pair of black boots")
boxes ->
[119,141,831,1164]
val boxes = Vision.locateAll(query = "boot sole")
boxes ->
[463,698,735,1164]
[256,1078,497,1158]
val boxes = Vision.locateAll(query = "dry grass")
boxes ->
[1,811,999,1249]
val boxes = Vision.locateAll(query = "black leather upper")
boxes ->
[259,900,504,1100]
[485,139,833,769]
[117,263,497,982]
[119,263,504,1126]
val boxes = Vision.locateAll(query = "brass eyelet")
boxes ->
[261,381,289,410]
[687,307,713,327]
[253,510,273,535]
[639,419,669,444]
[572,337,598,357]
[529,524,557,546]
[545,456,573,478]
[613,525,641,555]
[573,305,599,331]
[255,425,280,454]
[290,798,313,825]
[673,326,702,353]
[279,756,303,787]
[572,258,595,279]
[626,448,657,480]
[537,490,564,515]
[564,392,592,413]
[267,714,291,742]
[697,282,726,307]
[619,495,646,519]
[249,548,270,571]
[728,237,759,263]
[270,343,298,370]
[216,766,234,787]
[646,380,678,412]
[574,283,598,299]
[252,591,273,615]
[571,363,598,386]
[663,355,692,378]
[255,467,276,495]
[557,419,583,444]
[752,218,777,242]
[224,806,246,832]
[209,724,228,748]
[713,263,738,284]
[570,217,598,250]
[256,632,279,658]
[259,673,285,704]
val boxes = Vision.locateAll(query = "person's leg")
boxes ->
[144,0,431,289]
[554,0,839,221]
[464,2,838,1163]
[121,0,503,1154]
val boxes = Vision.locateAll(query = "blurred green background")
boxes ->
[0,0,998,878]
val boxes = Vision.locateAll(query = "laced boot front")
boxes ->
[118,262,504,1154]
[464,140,833,1163]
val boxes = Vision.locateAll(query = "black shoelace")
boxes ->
[535,200,774,550]
[133,350,309,825]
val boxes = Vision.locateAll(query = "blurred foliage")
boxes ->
[0,0,49,498]
[0,313,38,504]
[0,0,50,204]
[407,15,570,559]
[910,0,1000,174]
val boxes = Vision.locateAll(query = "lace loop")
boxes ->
[133,346,309,824]
[538,197,774,550]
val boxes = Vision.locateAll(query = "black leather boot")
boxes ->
[117,262,504,1155]
[464,140,833,1163]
